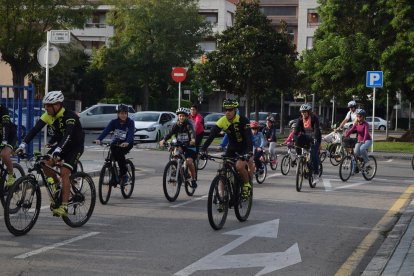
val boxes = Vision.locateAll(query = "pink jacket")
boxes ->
[188,113,204,136]
[346,121,372,143]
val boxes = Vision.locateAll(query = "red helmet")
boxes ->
[250,121,259,129]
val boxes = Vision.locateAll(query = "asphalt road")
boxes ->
[0,142,413,275]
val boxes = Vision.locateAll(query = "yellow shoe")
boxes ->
[242,182,251,198]
[52,204,68,217]
[6,174,15,187]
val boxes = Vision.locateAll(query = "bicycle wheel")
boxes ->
[296,158,304,192]
[362,156,377,181]
[280,155,291,175]
[62,172,96,228]
[339,156,353,182]
[0,163,26,207]
[255,161,267,184]
[319,151,327,163]
[269,153,278,170]
[411,155,414,170]
[234,179,253,222]
[184,167,195,196]
[197,151,208,170]
[162,160,181,202]
[330,144,344,166]
[98,163,112,204]
[4,176,41,236]
[207,175,229,230]
[74,160,84,173]
[121,160,135,198]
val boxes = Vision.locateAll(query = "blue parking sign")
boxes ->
[366,71,383,88]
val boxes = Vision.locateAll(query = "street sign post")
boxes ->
[366,71,383,152]
[171,67,187,108]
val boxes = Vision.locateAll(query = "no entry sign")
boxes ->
[171,67,187,83]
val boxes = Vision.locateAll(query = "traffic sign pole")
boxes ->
[366,71,383,153]
[371,87,376,152]
[171,67,187,109]
[178,82,181,108]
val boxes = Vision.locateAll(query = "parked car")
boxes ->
[203,113,224,136]
[249,112,280,130]
[344,116,390,130]
[79,104,135,129]
[134,111,177,142]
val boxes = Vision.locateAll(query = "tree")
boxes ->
[92,0,211,110]
[0,0,94,86]
[200,0,297,115]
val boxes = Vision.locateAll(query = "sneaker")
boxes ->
[52,204,68,217]
[312,174,319,185]
[217,203,224,213]
[191,180,198,189]
[242,182,252,198]
[5,174,15,187]
[120,174,129,186]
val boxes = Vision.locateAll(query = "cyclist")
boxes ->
[188,104,205,153]
[283,119,298,146]
[262,116,277,167]
[16,91,85,217]
[338,100,358,130]
[344,109,372,166]
[0,104,18,187]
[294,103,321,185]
[160,107,198,189]
[201,99,253,198]
[251,121,266,174]
[94,104,135,185]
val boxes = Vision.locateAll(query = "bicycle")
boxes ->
[319,129,345,166]
[162,140,196,202]
[261,147,278,171]
[205,153,253,230]
[4,154,96,236]
[295,146,323,192]
[280,144,298,175]
[97,142,135,204]
[196,147,208,170]
[254,150,268,184]
[339,142,377,182]
[0,159,26,207]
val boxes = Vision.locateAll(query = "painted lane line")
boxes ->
[323,178,333,191]
[170,195,208,208]
[267,172,282,178]
[14,232,100,259]
[385,159,393,162]
[333,181,368,191]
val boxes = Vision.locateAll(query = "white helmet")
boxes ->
[43,91,64,104]
[347,100,357,108]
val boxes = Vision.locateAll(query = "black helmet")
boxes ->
[117,104,129,113]
[222,98,239,108]
[289,119,298,128]
[356,108,366,117]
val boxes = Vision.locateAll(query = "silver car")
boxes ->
[134,111,177,142]
[79,104,135,129]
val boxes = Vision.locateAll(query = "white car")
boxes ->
[79,104,135,129]
[344,116,390,130]
[134,111,177,142]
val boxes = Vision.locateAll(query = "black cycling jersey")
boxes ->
[202,114,253,153]
[24,107,84,150]
[262,126,277,142]
[163,119,195,145]
[0,104,16,143]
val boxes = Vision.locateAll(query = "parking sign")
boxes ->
[366,71,383,88]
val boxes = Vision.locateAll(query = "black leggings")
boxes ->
[110,143,133,175]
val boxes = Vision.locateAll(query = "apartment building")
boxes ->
[297,0,319,53]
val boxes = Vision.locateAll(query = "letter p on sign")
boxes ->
[366,71,383,88]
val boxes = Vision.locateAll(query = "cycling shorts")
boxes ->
[184,146,197,160]
[48,144,84,172]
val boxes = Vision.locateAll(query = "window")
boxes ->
[200,13,218,26]
[260,6,296,16]
[306,36,314,50]
[226,12,234,27]
[102,106,116,114]
[199,41,216,53]
[307,9,320,27]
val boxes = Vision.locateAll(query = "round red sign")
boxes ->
[171,67,187,83]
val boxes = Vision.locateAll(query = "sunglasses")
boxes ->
[225,108,235,112]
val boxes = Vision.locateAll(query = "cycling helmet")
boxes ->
[299,103,312,112]
[348,100,357,108]
[266,116,275,123]
[356,108,366,117]
[43,91,64,104]
[117,104,129,113]
[176,107,189,115]
[250,121,259,129]
[222,98,239,108]
[289,119,298,129]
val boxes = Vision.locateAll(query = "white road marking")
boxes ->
[170,195,208,208]
[323,178,367,191]
[14,232,100,259]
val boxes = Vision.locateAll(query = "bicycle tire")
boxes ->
[197,152,208,170]
[0,163,26,207]
[162,160,181,202]
[280,155,291,175]
[362,156,377,181]
[330,145,344,166]
[411,155,414,171]
[4,176,41,236]
[184,166,195,196]
[207,175,229,230]
[319,151,327,163]
[74,160,84,173]
[255,161,267,184]
[339,156,353,182]
[296,158,304,192]
[98,163,112,204]
[62,172,96,228]
[269,153,278,170]
[234,179,253,222]
[121,160,135,198]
